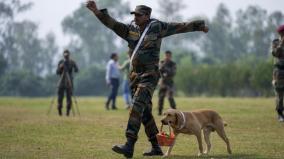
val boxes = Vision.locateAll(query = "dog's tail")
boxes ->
[223,121,228,127]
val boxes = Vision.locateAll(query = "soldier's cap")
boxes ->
[63,49,70,55]
[165,50,172,54]
[130,5,152,16]
[277,24,284,33]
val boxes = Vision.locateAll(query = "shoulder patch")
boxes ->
[129,31,139,37]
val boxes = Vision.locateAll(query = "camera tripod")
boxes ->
[47,70,80,117]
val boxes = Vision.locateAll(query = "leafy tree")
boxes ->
[199,3,234,63]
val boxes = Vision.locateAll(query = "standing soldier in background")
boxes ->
[120,57,132,109]
[87,1,209,158]
[158,50,177,116]
[272,24,284,122]
[56,50,79,116]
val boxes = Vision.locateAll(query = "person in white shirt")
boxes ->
[105,53,120,110]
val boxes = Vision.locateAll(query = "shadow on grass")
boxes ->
[168,153,265,159]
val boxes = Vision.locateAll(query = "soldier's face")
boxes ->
[165,53,172,60]
[134,13,149,26]
[64,53,70,60]
[113,55,118,61]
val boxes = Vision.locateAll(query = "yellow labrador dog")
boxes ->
[161,109,232,157]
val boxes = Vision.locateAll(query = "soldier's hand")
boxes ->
[203,25,209,33]
[86,0,98,12]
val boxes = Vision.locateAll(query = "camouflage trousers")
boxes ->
[125,71,159,142]
[273,68,284,118]
[274,87,284,118]
[158,83,176,115]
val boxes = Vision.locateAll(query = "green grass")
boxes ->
[0,97,284,159]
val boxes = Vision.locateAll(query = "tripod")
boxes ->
[47,66,80,117]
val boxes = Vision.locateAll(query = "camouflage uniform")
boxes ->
[158,59,177,115]
[272,38,284,119]
[56,59,79,116]
[93,6,206,156]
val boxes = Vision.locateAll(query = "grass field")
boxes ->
[0,97,284,159]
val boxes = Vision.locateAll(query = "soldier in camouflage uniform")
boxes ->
[158,50,177,115]
[272,24,284,122]
[87,1,209,158]
[56,50,79,116]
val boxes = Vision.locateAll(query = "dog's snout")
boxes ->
[161,119,169,125]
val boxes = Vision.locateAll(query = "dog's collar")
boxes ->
[178,111,186,130]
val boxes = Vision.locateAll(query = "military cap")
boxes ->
[165,50,172,54]
[130,5,152,16]
[63,49,70,56]
[277,24,284,33]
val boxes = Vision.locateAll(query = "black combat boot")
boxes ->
[112,138,136,158]
[66,109,70,116]
[143,138,163,156]
[66,103,71,116]
[105,101,110,110]
[58,108,62,116]
[169,98,176,109]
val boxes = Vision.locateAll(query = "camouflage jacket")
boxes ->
[272,38,284,69]
[95,9,205,73]
[56,59,79,87]
[159,59,176,84]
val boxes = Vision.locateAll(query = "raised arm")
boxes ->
[86,1,129,40]
[160,20,209,38]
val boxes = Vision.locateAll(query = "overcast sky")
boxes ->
[18,0,284,48]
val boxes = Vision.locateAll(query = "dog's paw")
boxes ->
[163,154,169,158]
[197,152,205,157]
[203,150,210,155]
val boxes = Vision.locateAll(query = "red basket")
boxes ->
[156,124,175,146]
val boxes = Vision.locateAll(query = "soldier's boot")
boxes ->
[66,103,71,117]
[58,108,62,116]
[143,138,163,156]
[169,97,176,109]
[112,104,117,110]
[66,108,71,117]
[277,108,284,120]
[112,138,136,158]
[105,100,110,110]
[57,105,63,116]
